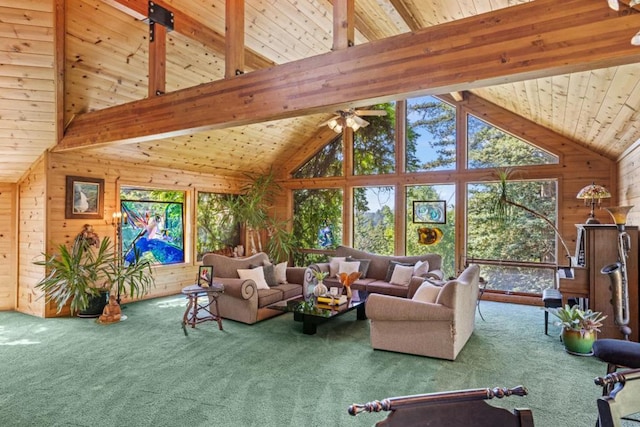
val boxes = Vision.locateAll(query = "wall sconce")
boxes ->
[576,182,611,224]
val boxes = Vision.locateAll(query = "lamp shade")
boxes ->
[576,183,611,201]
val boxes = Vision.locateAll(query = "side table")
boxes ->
[181,282,224,335]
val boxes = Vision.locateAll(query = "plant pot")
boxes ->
[561,329,596,355]
[78,290,109,318]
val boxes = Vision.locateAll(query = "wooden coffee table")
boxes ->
[268,296,367,335]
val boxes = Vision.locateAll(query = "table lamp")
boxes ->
[576,183,611,224]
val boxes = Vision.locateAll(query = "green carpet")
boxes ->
[0,298,614,426]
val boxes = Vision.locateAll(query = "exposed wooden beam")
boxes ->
[333,0,355,50]
[102,0,274,71]
[58,0,640,151]
[225,0,244,77]
[388,0,421,32]
[55,0,65,143]
[148,22,166,96]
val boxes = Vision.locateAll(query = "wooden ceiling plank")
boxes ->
[388,0,422,31]
[104,0,274,71]
[0,22,53,42]
[59,0,640,150]
[0,6,52,28]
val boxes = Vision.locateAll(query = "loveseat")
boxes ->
[201,252,305,324]
[365,263,480,360]
[304,246,444,299]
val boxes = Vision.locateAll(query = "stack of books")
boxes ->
[316,295,348,306]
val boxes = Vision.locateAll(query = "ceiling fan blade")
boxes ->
[354,110,387,117]
[353,116,369,128]
[318,115,340,127]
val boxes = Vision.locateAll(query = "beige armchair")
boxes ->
[365,264,480,360]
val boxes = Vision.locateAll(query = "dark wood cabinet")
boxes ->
[559,224,639,342]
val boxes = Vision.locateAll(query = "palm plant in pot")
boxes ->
[34,225,154,318]
[546,304,607,355]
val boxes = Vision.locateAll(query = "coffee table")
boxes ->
[268,296,367,335]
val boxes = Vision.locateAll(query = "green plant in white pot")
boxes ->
[546,304,607,355]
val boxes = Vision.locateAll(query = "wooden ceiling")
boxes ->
[2,0,640,183]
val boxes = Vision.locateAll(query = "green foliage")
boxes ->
[546,304,606,335]
[293,135,343,179]
[196,192,240,260]
[353,103,396,175]
[353,187,395,255]
[34,233,155,315]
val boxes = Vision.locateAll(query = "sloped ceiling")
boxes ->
[2,0,640,183]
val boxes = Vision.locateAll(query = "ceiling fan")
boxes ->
[319,108,387,133]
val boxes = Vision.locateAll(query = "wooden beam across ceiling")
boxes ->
[58,0,640,151]
[102,0,274,71]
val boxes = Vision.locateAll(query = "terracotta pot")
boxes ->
[561,329,597,355]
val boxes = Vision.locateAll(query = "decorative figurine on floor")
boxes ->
[338,271,361,299]
[98,294,122,324]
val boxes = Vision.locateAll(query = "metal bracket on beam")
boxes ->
[147,1,174,41]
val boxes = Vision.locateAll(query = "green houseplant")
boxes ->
[34,226,154,317]
[546,304,607,355]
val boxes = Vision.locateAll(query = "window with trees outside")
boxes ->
[353,103,396,175]
[292,188,343,266]
[119,187,185,265]
[196,192,240,261]
[353,186,395,255]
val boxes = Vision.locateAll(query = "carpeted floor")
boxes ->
[0,298,618,426]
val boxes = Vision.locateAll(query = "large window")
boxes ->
[406,96,456,172]
[353,103,396,175]
[119,188,185,266]
[466,180,558,293]
[196,192,240,261]
[353,186,395,255]
[293,135,343,178]
[292,188,343,265]
[406,184,456,276]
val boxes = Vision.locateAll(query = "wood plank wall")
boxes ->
[17,157,47,316]
[37,150,247,317]
[617,145,640,226]
[0,183,17,310]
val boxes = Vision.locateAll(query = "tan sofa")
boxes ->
[201,252,305,324]
[304,246,444,299]
[365,263,480,360]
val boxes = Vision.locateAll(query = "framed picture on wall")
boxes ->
[413,200,446,224]
[65,176,105,219]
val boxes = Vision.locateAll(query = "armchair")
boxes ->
[365,264,480,360]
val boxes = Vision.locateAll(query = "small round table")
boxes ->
[181,282,224,334]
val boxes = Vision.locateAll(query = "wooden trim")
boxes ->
[55,0,65,143]
[225,0,245,78]
[59,0,640,150]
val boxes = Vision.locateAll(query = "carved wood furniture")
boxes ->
[595,367,640,427]
[181,282,224,335]
[559,225,639,342]
[348,385,534,427]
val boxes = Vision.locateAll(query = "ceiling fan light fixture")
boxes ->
[333,124,343,133]
[607,0,619,11]
[328,118,338,130]
[632,30,640,46]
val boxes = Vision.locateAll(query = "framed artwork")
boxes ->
[198,265,213,287]
[65,176,104,219]
[413,200,446,224]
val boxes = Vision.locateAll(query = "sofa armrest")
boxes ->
[286,267,306,285]
[213,277,257,300]
[303,263,331,297]
[365,294,454,321]
[426,269,444,281]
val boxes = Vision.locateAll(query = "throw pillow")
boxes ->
[389,265,415,286]
[329,257,347,277]
[274,262,288,284]
[413,260,430,277]
[385,260,414,282]
[261,262,277,287]
[338,261,360,275]
[238,266,269,290]
[412,283,441,303]
[346,257,371,278]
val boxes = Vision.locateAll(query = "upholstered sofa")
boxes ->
[304,246,444,299]
[201,252,305,324]
[365,263,480,360]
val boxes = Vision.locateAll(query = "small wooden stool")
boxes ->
[181,282,224,335]
[542,288,563,335]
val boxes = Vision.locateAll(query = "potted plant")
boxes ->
[34,225,155,318]
[546,304,607,355]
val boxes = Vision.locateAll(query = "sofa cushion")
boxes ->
[271,283,300,300]
[339,261,360,275]
[389,265,414,286]
[257,288,284,307]
[413,260,430,277]
[366,280,412,298]
[274,262,288,284]
[329,257,347,277]
[257,262,277,287]
[346,257,371,278]
[238,266,269,290]
[385,261,414,282]
[412,282,441,303]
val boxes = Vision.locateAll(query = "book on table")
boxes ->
[316,295,347,306]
